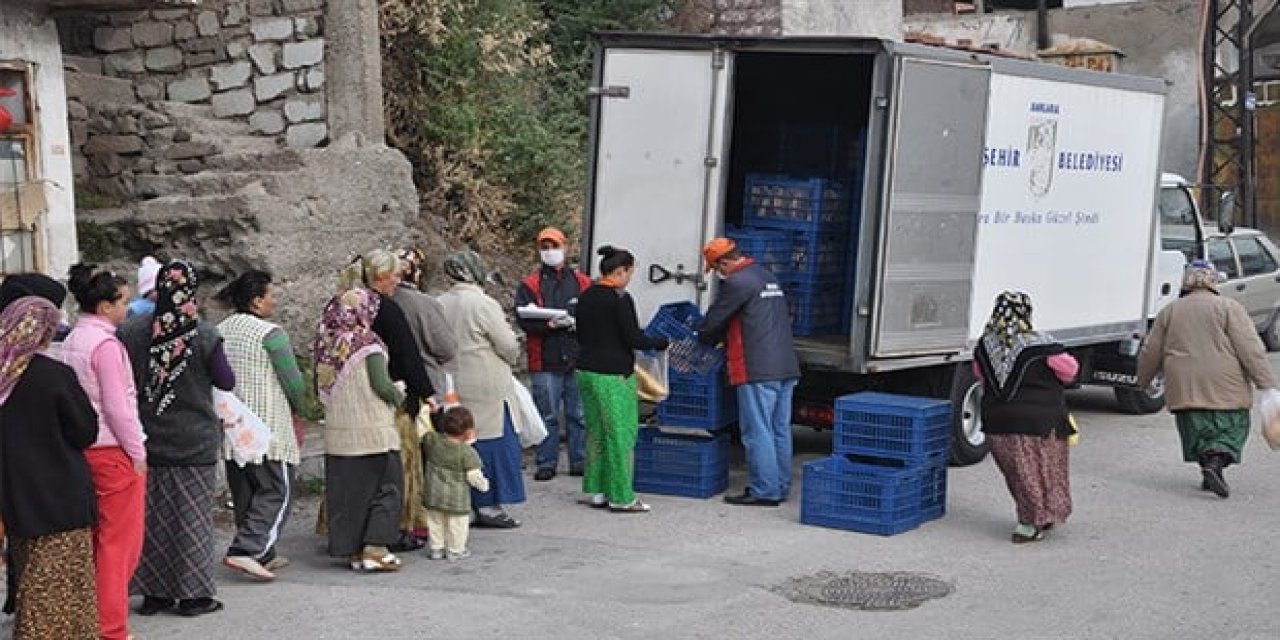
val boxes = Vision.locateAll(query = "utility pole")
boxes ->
[1201,0,1257,227]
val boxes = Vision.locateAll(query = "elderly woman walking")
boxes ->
[314,287,407,571]
[215,270,308,580]
[974,291,1079,543]
[118,260,236,617]
[1137,259,1278,498]
[62,265,148,640]
[0,296,100,639]
[438,250,526,528]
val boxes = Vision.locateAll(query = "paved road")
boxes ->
[17,373,1280,639]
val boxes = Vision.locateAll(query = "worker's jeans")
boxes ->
[532,371,587,472]
[736,378,799,501]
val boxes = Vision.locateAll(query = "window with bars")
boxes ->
[0,62,40,274]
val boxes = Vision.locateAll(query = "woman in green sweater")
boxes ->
[574,245,669,513]
[312,287,406,572]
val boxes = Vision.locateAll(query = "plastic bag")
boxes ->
[1067,413,1080,447]
[1258,389,1280,450]
[634,350,670,403]
[510,376,548,449]
[214,389,271,467]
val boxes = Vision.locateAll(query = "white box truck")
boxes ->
[582,34,1197,464]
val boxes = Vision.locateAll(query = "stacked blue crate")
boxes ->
[726,225,795,281]
[800,392,951,535]
[633,429,730,499]
[644,302,736,429]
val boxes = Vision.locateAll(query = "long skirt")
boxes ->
[131,465,217,600]
[325,452,403,557]
[397,410,429,531]
[988,433,1072,527]
[1174,409,1250,464]
[470,406,526,509]
[577,371,640,506]
[10,527,97,640]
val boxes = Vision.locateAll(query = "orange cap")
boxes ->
[702,237,736,272]
[536,227,566,247]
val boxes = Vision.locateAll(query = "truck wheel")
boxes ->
[949,364,989,466]
[1114,378,1165,414]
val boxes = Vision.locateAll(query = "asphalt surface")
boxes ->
[10,366,1280,639]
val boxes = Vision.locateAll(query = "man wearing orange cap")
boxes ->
[698,237,800,506]
[515,227,592,481]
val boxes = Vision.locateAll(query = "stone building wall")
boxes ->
[65,0,329,149]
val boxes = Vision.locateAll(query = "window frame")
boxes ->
[0,60,43,274]
[1206,237,1241,280]
[1233,235,1279,278]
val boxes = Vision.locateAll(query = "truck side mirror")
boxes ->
[1219,191,1236,235]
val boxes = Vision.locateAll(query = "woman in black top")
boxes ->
[574,246,669,512]
[0,296,99,639]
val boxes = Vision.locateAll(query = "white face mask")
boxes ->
[540,248,565,267]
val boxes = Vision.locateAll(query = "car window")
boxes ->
[1207,238,1240,279]
[1158,187,1198,226]
[1235,237,1278,277]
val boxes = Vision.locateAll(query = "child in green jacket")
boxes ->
[422,406,489,559]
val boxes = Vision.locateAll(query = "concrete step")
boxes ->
[157,102,279,155]
[203,149,307,173]
[65,70,135,104]
[134,171,268,199]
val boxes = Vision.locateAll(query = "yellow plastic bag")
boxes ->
[1067,413,1080,447]
[634,350,669,403]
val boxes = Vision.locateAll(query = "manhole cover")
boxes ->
[774,571,953,611]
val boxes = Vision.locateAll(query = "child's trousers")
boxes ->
[424,509,470,553]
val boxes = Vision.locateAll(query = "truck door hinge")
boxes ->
[587,85,630,99]
[704,156,718,168]
[875,96,889,109]
[712,49,726,70]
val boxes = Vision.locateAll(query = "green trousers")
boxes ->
[576,371,639,505]
[1174,409,1250,464]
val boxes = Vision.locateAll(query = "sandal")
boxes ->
[353,550,402,572]
[608,500,651,513]
[1011,527,1045,544]
[473,511,522,528]
[576,495,608,509]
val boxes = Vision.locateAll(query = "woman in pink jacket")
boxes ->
[62,264,148,640]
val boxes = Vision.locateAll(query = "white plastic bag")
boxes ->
[634,350,670,403]
[214,389,271,467]
[1258,388,1280,451]
[510,376,548,449]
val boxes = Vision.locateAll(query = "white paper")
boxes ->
[516,304,569,321]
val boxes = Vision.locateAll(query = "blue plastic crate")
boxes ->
[800,456,944,536]
[645,302,724,374]
[726,226,796,280]
[783,276,846,336]
[833,392,952,462]
[744,174,850,232]
[919,462,947,523]
[788,230,850,278]
[633,429,730,499]
[657,370,737,429]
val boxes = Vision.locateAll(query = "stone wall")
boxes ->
[677,0,784,36]
[64,0,329,149]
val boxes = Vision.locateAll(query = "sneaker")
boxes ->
[447,549,471,561]
[264,556,290,572]
[176,598,224,617]
[568,467,585,477]
[533,467,556,481]
[136,596,173,616]
[428,548,445,560]
[223,555,275,581]
[723,490,780,507]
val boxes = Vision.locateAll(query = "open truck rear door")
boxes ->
[585,44,731,324]
[871,58,991,357]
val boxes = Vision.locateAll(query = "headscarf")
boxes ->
[312,287,385,404]
[1181,259,1220,294]
[145,260,200,415]
[0,273,66,310]
[979,290,1056,392]
[397,247,425,289]
[443,249,488,285]
[0,296,62,406]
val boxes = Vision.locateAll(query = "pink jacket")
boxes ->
[60,314,147,463]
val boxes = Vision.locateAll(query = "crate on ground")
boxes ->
[645,302,724,374]
[657,370,737,429]
[726,225,796,279]
[633,428,730,499]
[783,275,846,336]
[744,174,849,232]
[800,455,947,535]
[834,392,952,462]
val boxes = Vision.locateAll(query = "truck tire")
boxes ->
[949,364,989,466]
[1114,379,1165,415]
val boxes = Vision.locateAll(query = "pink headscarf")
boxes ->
[0,296,62,406]
[311,287,385,404]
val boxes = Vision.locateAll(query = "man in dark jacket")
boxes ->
[698,237,800,507]
[515,227,592,481]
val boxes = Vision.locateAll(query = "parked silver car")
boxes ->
[1204,229,1280,350]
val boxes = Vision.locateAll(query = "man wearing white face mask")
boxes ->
[515,227,592,481]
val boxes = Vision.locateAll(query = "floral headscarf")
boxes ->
[0,296,62,406]
[146,260,200,415]
[312,287,385,404]
[980,290,1054,390]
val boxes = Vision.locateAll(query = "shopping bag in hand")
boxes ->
[634,350,669,403]
[1258,388,1280,450]
[510,376,547,448]
[214,389,271,466]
